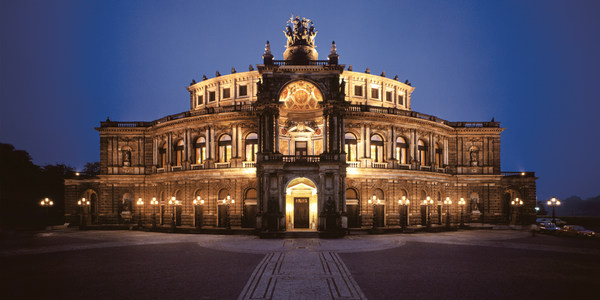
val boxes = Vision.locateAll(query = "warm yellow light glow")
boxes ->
[137,198,144,205]
[75,172,80,176]
[310,203,317,213]
[40,200,45,205]
[521,172,525,176]
[200,199,204,205]
[286,203,293,213]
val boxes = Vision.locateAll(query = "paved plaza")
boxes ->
[1,229,599,299]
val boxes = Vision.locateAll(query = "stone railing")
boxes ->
[345,104,500,128]
[100,104,255,128]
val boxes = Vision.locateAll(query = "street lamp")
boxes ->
[136,197,144,228]
[547,197,560,224]
[422,196,434,228]
[40,197,54,226]
[398,196,410,231]
[368,195,380,229]
[443,197,452,229]
[458,197,466,228]
[168,196,181,231]
[225,195,235,230]
[511,197,524,225]
[150,197,159,230]
[77,197,90,229]
[193,196,204,230]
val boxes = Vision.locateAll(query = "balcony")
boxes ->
[215,162,231,169]
[191,164,204,170]
[242,161,256,168]
[347,161,360,168]
[372,162,388,169]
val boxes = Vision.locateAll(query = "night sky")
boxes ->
[1,0,599,200]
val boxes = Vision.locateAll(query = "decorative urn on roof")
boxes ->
[283,15,318,64]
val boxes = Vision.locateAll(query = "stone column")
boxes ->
[274,117,280,153]
[365,126,371,158]
[232,125,238,157]
[323,114,329,153]
[444,137,449,165]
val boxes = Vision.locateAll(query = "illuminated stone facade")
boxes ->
[65,16,536,234]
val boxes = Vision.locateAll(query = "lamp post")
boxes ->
[77,197,90,229]
[150,197,158,230]
[193,196,204,230]
[368,195,379,229]
[398,196,410,231]
[168,196,180,231]
[547,197,560,224]
[225,195,235,230]
[423,196,434,228]
[40,197,54,226]
[458,197,466,228]
[136,197,144,228]
[511,197,524,225]
[443,197,452,229]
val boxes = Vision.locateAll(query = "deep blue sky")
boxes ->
[1,0,599,200]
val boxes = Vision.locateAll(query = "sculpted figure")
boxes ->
[284,25,293,46]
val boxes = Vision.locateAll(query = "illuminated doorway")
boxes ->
[285,177,318,231]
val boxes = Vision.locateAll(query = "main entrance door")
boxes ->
[294,197,309,228]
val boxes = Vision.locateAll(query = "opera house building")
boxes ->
[65,17,536,236]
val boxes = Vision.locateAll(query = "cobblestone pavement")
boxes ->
[1,229,599,299]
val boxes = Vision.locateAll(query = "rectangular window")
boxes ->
[371,88,379,99]
[239,85,247,97]
[386,91,393,102]
[209,91,216,102]
[399,95,405,106]
[197,95,203,105]
[354,86,363,97]
[222,88,231,99]
[295,141,308,156]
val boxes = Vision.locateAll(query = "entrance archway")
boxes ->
[285,177,318,231]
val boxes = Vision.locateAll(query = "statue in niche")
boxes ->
[470,195,480,212]
[470,147,479,166]
[325,196,336,213]
[123,149,131,166]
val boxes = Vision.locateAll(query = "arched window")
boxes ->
[345,132,357,162]
[346,188,358,200]
[435,142,443,168]
[420,190,428,201]
[218,189,230,201]
[194,137,206,164]
[218,135,232,162]
[396,136,408,164]
[370,134,384,163]
[160,143,167,168]
[245,133,258,162]
[418,139,428,166]
[373,188,385,203]
[174,140,184,166]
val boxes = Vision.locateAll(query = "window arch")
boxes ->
[218,135,232,163]
[396,136,408,164]
[418,139,428,166]
[345,132,358,162]
[245,188,257,201]
[420,190,428,201]
[373,188,385,203]
[245,133,258,162]
[218,188,230,201]
[174,140,184,166]
[370,134,384,162]
[346,188,358,199]
[159,143,167,168]
[194,137,206,164]
[435,142,443,168]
